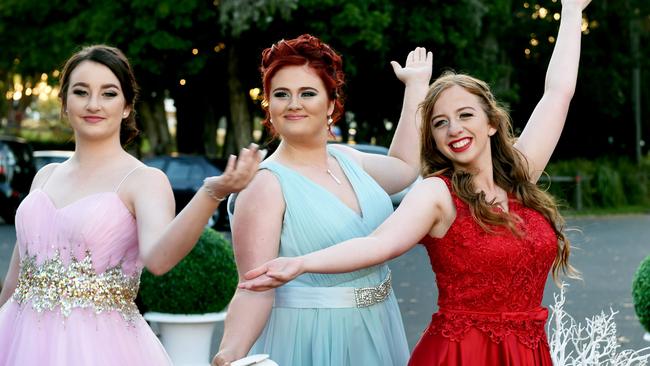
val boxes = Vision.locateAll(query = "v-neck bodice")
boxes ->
[264,149,367,219]
[260,146,394,287]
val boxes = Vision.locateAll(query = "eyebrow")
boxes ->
[432,106,476,120]
[71,82,121,90]
[271,86,318,93]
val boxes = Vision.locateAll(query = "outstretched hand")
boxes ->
[238,257,304,292]
[204,143,266,200]
[391,47,433,86]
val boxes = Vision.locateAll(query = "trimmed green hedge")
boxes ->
[633,255,650,332]
[139,228,238,314]
[544,156,650,210]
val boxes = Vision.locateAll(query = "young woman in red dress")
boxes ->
[239,0,591,364]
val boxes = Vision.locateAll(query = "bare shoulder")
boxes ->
[235,169,284,210]
[130,165,168,182]
[419,176,456,237]
[416,176,454,210]
[418,176,451,194]
[120,166,173,210]
[30,163,60,191]
[328,143,363,165]
[123,165,170,190]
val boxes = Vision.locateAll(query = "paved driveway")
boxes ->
[1,215,649,354]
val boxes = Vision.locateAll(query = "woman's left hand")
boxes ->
[391,47,433,86]
[203,143,265,200]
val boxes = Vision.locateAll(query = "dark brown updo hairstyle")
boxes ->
[259,34,345,136]
[59,44,140,145]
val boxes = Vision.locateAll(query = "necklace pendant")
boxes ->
[326,169,342,185]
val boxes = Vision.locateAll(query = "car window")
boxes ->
[34,157,69,171]
[166,161,192,182]
[190,163,209,181]
[11,143,33,163]
[145,159,166,170]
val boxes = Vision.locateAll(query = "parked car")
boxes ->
[143,155,228,229]
[0,136,36,224]
[330,142,419,207]
[33,150,75,170]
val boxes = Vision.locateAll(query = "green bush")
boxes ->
[139,228,238,314]
[544,158,598,209]
[593,164,626,207]
[545,156,650,210]
[633,255,650,332]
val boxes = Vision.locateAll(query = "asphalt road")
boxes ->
[1,215,649,355]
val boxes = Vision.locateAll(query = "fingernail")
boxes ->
[259,149,268,159]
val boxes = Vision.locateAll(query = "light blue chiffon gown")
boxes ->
[248,146,409,366]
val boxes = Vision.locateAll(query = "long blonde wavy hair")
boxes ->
[420,71,578,283]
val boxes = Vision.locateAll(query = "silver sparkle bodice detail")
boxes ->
[13,250,141,322]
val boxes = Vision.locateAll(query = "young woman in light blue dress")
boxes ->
[213,34,432,366]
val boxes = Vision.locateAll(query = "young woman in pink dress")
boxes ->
[239,1,591,364]
[0,45,260,366]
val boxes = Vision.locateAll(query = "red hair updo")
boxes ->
[260,34,345,135]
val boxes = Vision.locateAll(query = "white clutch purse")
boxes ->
[231,354,278,366]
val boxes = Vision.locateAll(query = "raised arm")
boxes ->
[515,0,591,182]
[342,47,432,194]
[239,177,453,291]
[133,144,262,275]
[212,170,285,365]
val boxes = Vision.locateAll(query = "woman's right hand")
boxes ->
[212,350,234,366]
[238,257,304,291]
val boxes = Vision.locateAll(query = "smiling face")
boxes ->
[430,84,497,170]
[64,60,130,143]
[267,64,335,142]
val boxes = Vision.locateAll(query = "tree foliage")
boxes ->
[0,0,648,159]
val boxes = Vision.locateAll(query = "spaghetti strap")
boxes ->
[115,165,146,193]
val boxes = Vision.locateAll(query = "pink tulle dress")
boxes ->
[0,166,172,365]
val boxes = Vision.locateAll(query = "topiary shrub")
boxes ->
[632,255,650,333]
[139,228,238,314]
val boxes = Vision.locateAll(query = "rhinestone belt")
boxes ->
[273,270,392,309]
[353,271,392,307]
[12,251,140,322]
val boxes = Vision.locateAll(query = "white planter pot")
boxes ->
[644,332,650,342]
[145,311,227,366]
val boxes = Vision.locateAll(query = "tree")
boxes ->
[217,0,299,154]
[0,0,225,155]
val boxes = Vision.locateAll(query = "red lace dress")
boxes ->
[409,177,556,366]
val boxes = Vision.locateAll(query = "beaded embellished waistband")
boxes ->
[12,251,141,322]
[274,270,392,309]
[354,271,392,307]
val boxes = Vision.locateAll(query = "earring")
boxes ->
[327,115,333,126]
[122,112,128,118]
